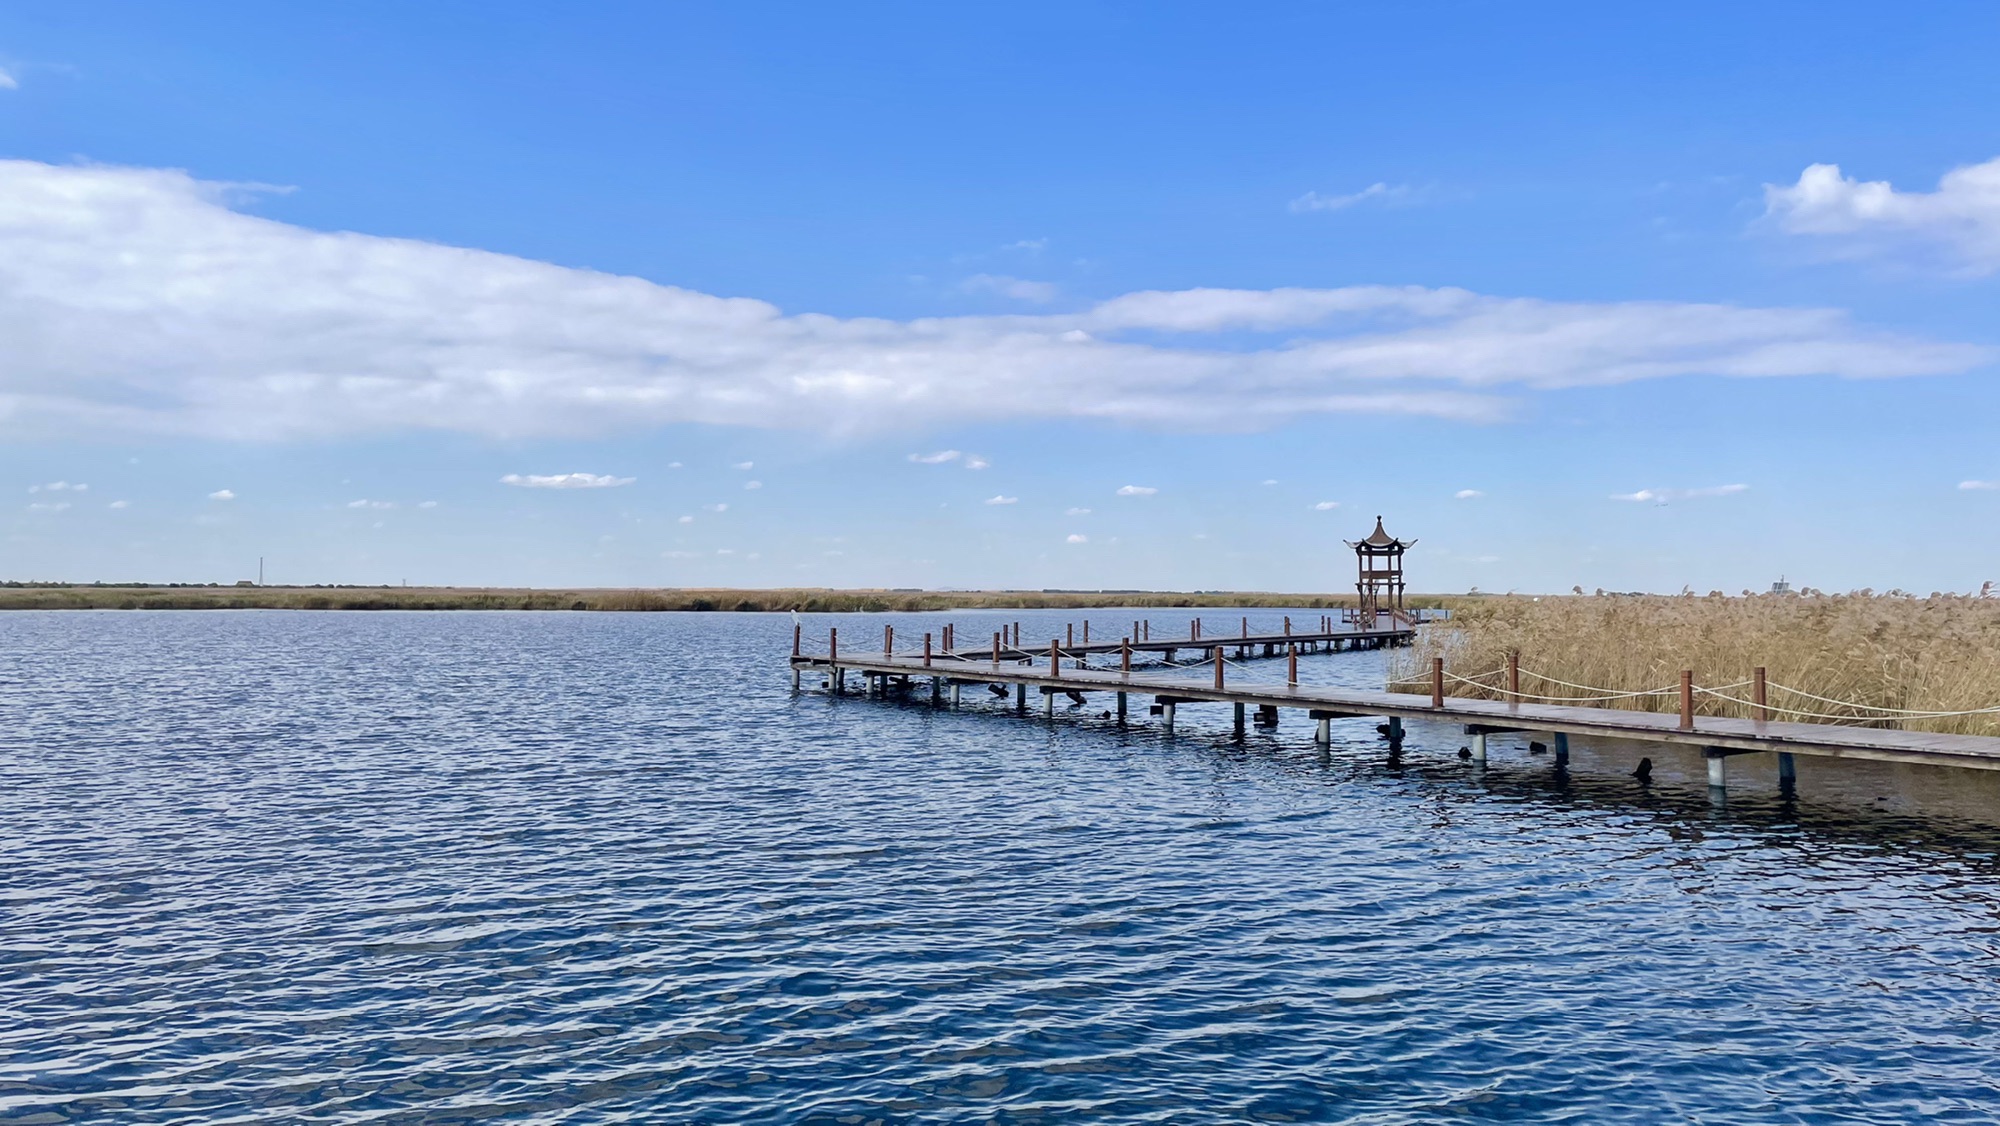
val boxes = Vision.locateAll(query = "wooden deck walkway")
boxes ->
[790,649,2000,789]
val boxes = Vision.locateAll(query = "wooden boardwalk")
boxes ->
[790,647,2000,789]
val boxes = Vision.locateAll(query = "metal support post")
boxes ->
[1472,731,1487,764]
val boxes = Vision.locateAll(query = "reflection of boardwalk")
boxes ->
[790,647,2000,795]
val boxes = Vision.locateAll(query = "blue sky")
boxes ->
[4,2,1999,593]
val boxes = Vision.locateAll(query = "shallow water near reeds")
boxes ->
[5,610,2000,1124]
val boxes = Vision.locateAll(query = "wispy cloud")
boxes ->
[0,159,1987,442]
[909,450,961,464]
[1960,480,2000,491]
[1116,485,1157,497]
[1765,157,2000,273]
[960,273,1059,303]
[1005,238,1049,253]
[346,499,395,509]
[744,480,762,489]
[984,495,1018,505]
[418,500,438,509]
[1065,507,1091,516]
[733,461,754,470]
[963,455,990,470]
[108,499,130,509]
[27,501,69,512]
[1611,484,1749,504]
[1261,479,1279,486]
[1455,489,1485,499]
[0,67,16,91]
[500,472,634,489]
[28,481,86,493]
[208,489,236,501]
[704,502,729,512]
[1290,183,1415,212]
[1312,500,1341,511]
[1066,533,1088,544]
[678,514,695,523]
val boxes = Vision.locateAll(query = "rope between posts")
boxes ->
[1764,680,2000,718]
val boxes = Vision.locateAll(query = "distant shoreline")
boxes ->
[0,585,1443,612]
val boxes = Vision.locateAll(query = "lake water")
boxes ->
[4,610,2000,1124]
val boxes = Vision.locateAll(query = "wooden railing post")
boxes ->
[1284,616,1291,636]
[1507,651,1520,705]
[1287,644,1298,687]
[992,631,1000,665]
[1051,640,1062,679]
[1241,616,1248,638]
[1121,639,1132,674]
[830,628,838,661]
[1754,666,1769,722]
[1432,658,1445,708]
[1213,646,1224,690]
[924,632,932,667]
[1679,670,1695,730]
[885,624,893,655]
[793,623,801,657]
[1083,620,1090,643]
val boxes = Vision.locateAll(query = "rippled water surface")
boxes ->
[6,610,2000,1124]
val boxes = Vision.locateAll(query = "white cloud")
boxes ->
[1065,507,1091,516]
[909,450,961,464]
[1765,157,2000,273]
[744,480,762,489]
[208,489,235,501]
[28,481,86,492]
[1960,480,2000,491]
[28,501,69,512]
[1611,484,1748,504]
[733,461,754,470]
[1116,485,1157,496]
[1312,500,1341,510]
[1261,479,1279,486]
[500,472,634,489]
[960,273,1059,303]
[984,495,1018,505]
[678,514,695,523]
[0,67,16,91]
[418,500,438,508]
[1455,489,1485,499]
[1290,183,1413,212]
[963,455,990,470]
[108,499,130,509]
[346,499,395,509]
[668,461,683,469]
[1066,533,1088,544]
[663,550,698,559]
[704,502,729,512]
[1005,238,1049,253]
[0,159,1986,442]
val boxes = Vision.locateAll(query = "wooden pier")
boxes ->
[789,632,2000,793]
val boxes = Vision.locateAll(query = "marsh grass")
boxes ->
[1390,594,2000,736]
[0,584,1408,614]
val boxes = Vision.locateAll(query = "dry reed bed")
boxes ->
[1390,595,2000,737]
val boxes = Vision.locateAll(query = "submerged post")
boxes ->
[1754,666,1769,722]
[1706,749,1727,791]
[1680,670,1695,731]
[1432,658,1445,708]
[1233,702,1245,739]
